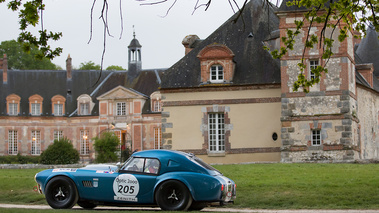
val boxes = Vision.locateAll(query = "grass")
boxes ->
[0,163,379,210]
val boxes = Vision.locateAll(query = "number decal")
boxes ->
[113,174,139,202]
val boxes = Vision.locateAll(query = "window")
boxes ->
[208,113,225,152]
[9,103,18,115]
[153,100,161,112]
[311,129,321,146]
[7,94,21,116]
[54,130,63,141]
[31,103,41,115]
[210,65,224,83]
[117,102,126,115]
[54,104,63,116]
[80,130,89,155]
[154,127,162,149]
[122,157,160,175]
[31,130,41,155]
[8,130,18,155]
[51,95,66,116]
[80,103,90,115]
[309,60,319,80]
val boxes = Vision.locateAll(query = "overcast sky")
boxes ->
[0,0,245,70]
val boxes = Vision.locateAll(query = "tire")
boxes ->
[45,176,78,209]
[77,201,97,209]
[189,201,207,211]
[155,180,193,211]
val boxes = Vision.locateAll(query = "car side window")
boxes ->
[144,158,160,174]
[124,158,144,172]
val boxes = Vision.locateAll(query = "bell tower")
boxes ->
[128,27,142,78]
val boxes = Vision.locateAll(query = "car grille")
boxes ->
[82,180,93,187]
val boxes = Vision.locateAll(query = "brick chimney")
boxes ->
[356,63,374,88]
[1,54,8,83]
[182,35,200,55]
[66,54,72,79]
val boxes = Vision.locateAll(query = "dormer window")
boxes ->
[153,100,161,112]
[197,44,235,84]
[150,91,162,112]
[6,94,21,116]
[51,95,66,116]
[77,94,94,116]
[29,94,43,116]
[80,103,90,115]
[210,64,224,83]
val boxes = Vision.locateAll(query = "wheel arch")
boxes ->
[44,174,79,195]
[153,177,195,203]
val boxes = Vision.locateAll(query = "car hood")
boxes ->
[80,164,118,172]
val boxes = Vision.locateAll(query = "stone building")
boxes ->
[0,35,164,162]
[160,0,379,163]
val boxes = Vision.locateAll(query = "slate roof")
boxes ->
[161,0,281,89]
[0,68,164,117]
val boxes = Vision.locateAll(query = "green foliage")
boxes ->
[79,61,101,70]
[0,154,40,164]
[106,65,125,70]
[1,0,62,60]
[40,137,79,164]
[267,0,379,92]
[93,132,120,163]
[0,40,59,70]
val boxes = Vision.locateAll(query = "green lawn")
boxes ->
[0,163,378,210]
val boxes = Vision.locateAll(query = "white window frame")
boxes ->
[116,102,126,116]
[309,60,319,80]
[8,130,18,155]
[311,129,321,146]
[210,64,224,83]
[9,103,18,115]
[31,130,41,155]
[80,130,89,155]
[80,103,90,115]
[154,127,162,149]
[54,130,63,141]
[153,100,161,112]
[31,103,41,116]
[54,104,63,116]
[208,113,225,152]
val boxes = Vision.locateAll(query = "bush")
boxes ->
[0,154,40,164]
[40,137,79,164]
[93,132,120,163]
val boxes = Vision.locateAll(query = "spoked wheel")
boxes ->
[45,176,78,209]
[155,180,192,211]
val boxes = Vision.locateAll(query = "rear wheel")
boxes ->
[189,201,207,211]
[77,201,97,209]
[45,176,78,209]
[155,180,192,211]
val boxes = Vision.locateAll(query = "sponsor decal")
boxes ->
[96,170,114,174]
[52,168,77,172]
[113,174,139,202]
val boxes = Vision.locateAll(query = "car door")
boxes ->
[109,157,160,204]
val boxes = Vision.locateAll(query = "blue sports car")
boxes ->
[34,150,236,211]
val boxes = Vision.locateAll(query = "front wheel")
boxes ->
[45,176,78,209]
[155,180,192,211]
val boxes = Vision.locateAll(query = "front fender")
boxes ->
[36,169,80,195]
[154,172,222,202]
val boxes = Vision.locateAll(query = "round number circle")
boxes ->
[113,174,139,198]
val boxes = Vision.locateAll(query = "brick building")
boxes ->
[160,0,379,163]
[0,35,164,162]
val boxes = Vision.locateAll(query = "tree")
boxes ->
[0,40,58,70]
[106,65,125,71]
[2,0,379,90]
[79,61,101,70]
[40,137,80,164]
[93,132,120,163]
